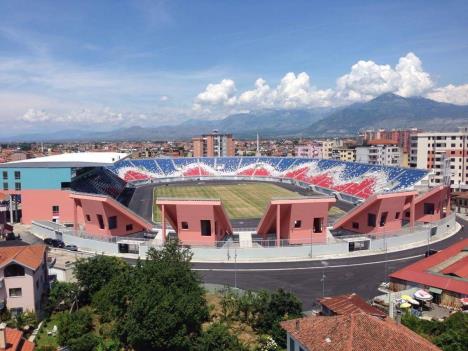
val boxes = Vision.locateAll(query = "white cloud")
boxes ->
[394,52,433,97]
[21,108,51,122]
[160,95,169,101]
[426,84,468,105]
[196,73,333,112]
[193,52,449,113]
[193,79,237,112]
[335,52,433,102]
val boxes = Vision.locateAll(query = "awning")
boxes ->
[429,287,442,294]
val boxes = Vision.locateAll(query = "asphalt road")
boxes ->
[193,217,467,310]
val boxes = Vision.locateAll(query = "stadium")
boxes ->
[0,153,456,261]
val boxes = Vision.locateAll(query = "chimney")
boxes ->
[295,319,300,331]
[0,322,6,349]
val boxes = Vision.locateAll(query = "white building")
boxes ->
[356,140,403,166]
[295,143,323,158]
[414,127,468,190]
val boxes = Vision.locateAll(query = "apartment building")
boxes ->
[414,127,468,190]
[192,131,235,157]
[295,143,323,158]
[331,147,356,162]
[356,140,403,166]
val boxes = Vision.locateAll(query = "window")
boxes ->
[2,171,7,180]
[181,221,189,230]
[9,288,22,297]
[14,171,20,180]
[367,213,376,227]
[2,182,7,191]
[294,220,302,228]
[86,214,91,221]
[5,264,25,277]
[15,182,21,191]
[200,220,211,236]
[97,214,105,229]
[352,222,359,229]
[10,308,23,316]
[424,203,435,215]
[126,224,133,231]
[313,218,323,233]
[289,336,296,351]
[379,212,388,227]
[108,216,117,230]
[395,212,400,219]
[52,205,60,214]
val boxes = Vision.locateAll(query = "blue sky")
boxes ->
[0,0,467,134]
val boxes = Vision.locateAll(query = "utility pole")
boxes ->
[234,248,238,290]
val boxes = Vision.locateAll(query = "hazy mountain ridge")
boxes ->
[2,94,467,142]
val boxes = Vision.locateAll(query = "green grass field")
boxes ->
[153,182,346,221]
[153,182,302,221]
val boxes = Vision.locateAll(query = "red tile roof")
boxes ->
[319,293,387,318]
[441,256,468,278]
[281,313,441,351]
[389,238,468,295]
[368,139,398,146]
[0,245,46,271]
[0,327,34,351]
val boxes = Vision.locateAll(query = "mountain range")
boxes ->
[2,93,468,142]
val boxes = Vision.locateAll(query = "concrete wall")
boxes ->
[77,198,146,236]
[31,214,457,262]
[20,190,76,224]
[1,167,71,190]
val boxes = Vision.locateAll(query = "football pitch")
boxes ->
[153,182,302,221]
[152,182,346,222]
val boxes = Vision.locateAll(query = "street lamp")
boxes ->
[309,229,313,258]
[320,260,328,297]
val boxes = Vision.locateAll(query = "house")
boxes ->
[318,293,386,318]
[0,323,34,351]
[281,313,441,351]
[0,244,48,316]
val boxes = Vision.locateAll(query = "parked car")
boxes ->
[44,238,55,246]
[44,238,65,248]
[64,244,78,251]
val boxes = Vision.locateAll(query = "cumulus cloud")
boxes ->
[427,84,468,105]
[193,79,237,111]
[21,108,51,122]
[335,52,433,102]
[195,72,333,112]
[193,52,453,113]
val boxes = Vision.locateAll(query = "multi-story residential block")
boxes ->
[0,244,48,316]
[331,147,356,162]
[295,143,323,158]
[414,127,468,190]
[192,131,235,157]
[356,139,403,166]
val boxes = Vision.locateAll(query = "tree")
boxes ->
[74,255,129,303]
[402,311,468,351]
[66,333,99,351]
[92,267,135,323]
[113,240,209,350]
[250,289,303,348]
[56,308,94,348]
[195,322,248,351]
[47,281,80,313]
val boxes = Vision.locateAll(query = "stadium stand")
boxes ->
[107,157,428,199]
[71,168,127,199]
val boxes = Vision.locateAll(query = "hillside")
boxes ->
[305,93,468,136]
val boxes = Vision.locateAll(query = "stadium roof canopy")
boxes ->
[0,152,128,168]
